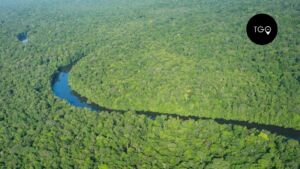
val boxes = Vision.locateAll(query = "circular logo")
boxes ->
[246,13,278,45]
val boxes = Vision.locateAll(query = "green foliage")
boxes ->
[69,0,300,129]
[1,110,300,168]
[0,0,299,168]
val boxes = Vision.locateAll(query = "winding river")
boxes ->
[52,62,300,141]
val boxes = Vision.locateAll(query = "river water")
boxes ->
[52,66,300,141]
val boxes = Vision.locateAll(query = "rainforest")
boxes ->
[0,0,299,168]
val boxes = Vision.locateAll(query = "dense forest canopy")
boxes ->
[70,0,300,128]
[0,0,299,168]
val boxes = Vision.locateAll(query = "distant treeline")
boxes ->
[0,0,299,168]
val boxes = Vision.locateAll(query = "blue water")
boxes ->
[17,32,28,43]
[52,68,300,141]
[52,71,97,111]
[22,38,28,43]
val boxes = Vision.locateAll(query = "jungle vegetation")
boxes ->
[0,0,299,168]
[70,1,300,129]
[70,0,300,129]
